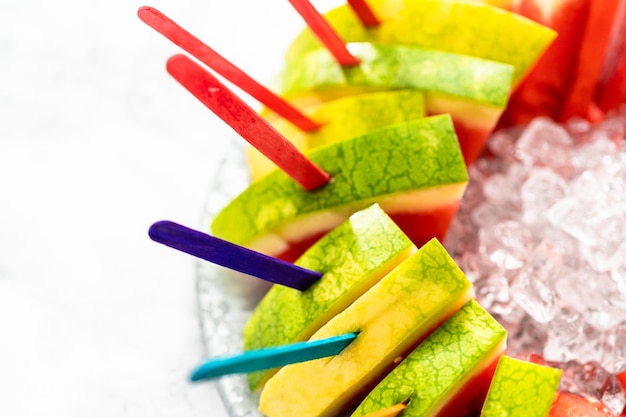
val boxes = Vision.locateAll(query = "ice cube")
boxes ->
[510,240,562,323]
[521,167,569,225]
[571,135,618,172]
[543,309,585,363]
[488,126,523,160]
[456,251,495,283]
[555,361,626,416]
[479,221,534,270]
[511,267,557,323]
[547,193,614,247]
[537,227,582,269]
[472,201,516,228]
[505,314,547,357]
[474,274,513,315]
[557,267,626,331]
[516,117,574,173]
[610,241,626,294]
[580,216,626,272]
[597,324,626,376]
[482,164,528,209]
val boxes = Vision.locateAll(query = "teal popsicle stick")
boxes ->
[190,332,358,382]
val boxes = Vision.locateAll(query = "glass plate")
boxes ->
[195,138,270,417]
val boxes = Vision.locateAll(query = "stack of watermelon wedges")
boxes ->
[142,0,626,416]
[214,0,557,264]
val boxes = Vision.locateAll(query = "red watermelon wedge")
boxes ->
[549,392,615,417]
[498,0,626,125]
[595,0,626,113]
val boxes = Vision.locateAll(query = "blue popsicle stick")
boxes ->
[149,220,323,291]
[189,332,358,382]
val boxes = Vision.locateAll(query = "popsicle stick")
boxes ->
[288,0,360,66]
[137,6,321,132]
[347,0,381,27]
[149,220,322,291]
[361,403,407,417]
[166,54,331,191]
[189,332,358,382]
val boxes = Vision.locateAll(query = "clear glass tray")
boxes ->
[195,139,268,417]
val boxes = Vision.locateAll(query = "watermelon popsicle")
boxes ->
[244,204,415,390]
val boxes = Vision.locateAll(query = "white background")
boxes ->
[0,0,339,415]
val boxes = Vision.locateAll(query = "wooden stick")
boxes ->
[149,221,323,291]
[189,333,358,381]
[138,6,321,131]
[166,54,331,191]
[347,0,381,27]
[288,0,360,66]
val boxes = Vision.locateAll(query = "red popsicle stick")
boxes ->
[166,54,331,191]
[288,0,360,66]
[137,6,321,132]
[347,0,381,27]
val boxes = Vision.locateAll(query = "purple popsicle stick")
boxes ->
[149,220,323,291]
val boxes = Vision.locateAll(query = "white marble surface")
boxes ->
[0,0,339,415]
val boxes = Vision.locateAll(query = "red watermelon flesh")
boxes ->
[273,201,462,263]
[556,0,621,121]
[619,370,626,394]
[549,392,615,417]
[619,371,626,416]
[595,0,626,113]
[596,51,626,114]
[498,0,626,126]
[447,117,496,165]
[434,356,501,417]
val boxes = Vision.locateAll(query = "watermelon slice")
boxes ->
[481,356,562,417]
[351,300,507,417]
[280,42,514,165]
[211,115,468,262]
[248,90,427,180]
[549,392,615,417]
[499,0,626,125]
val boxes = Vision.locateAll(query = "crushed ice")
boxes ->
[445,106,626,415]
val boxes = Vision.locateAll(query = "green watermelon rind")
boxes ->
[248,90,426,179]
[279,43,514,107]
[481,356,562,417]
[211,114,468,247]
[293,89,427,150]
